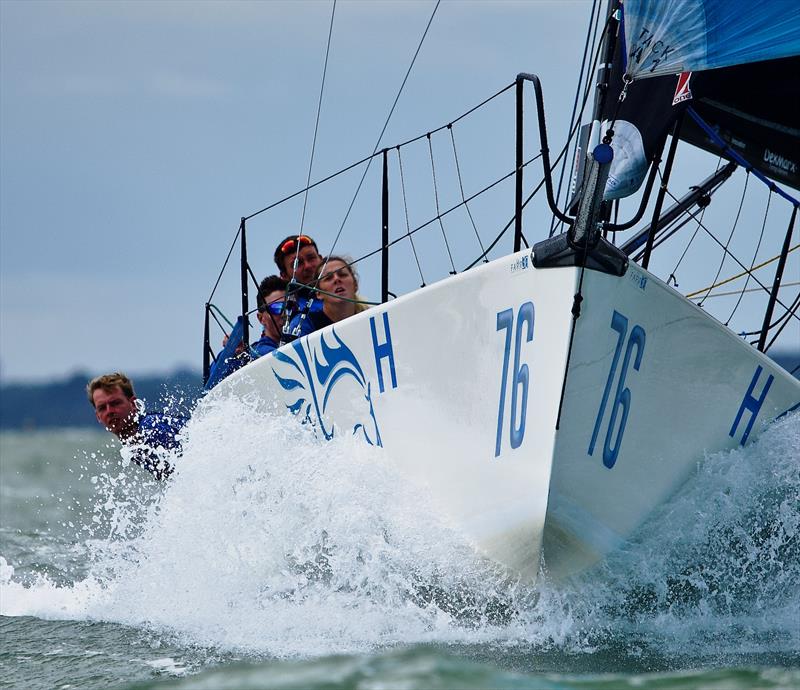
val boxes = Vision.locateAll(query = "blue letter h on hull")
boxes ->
[370,312,397,394]
[729,365,774,446]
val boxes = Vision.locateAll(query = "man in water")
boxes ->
[87,372,186,480]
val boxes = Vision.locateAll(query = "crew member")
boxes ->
[273,234,324,341]
[253,275,288,355]
[288,256,368,337]
[87,372,186,480]
[273,234,323,296]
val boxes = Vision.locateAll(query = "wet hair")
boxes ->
[256,275,288,311]
[273,234,319,274]
[316,256,369,314]
[87,372,135,407]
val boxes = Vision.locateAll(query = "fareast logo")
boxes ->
[764,149,797,174]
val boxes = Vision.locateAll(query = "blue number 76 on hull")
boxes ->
[589,310,646,469]
[495,302,535,457]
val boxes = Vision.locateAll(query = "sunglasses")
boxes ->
[279,235,314,255]
[260,301,285,316]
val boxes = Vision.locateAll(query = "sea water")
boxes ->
[1,394,798,689]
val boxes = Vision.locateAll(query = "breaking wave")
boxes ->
[1,390,798,661]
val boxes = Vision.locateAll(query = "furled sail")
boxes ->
[597,0,800,199]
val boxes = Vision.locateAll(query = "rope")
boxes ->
[691,281,799,300]
[299,0,337,236]
[397,146,426,286]
[686,244,800,299]
[427,133,457,274]
[449,124,487,262]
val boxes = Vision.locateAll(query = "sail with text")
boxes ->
[600,0,800,201]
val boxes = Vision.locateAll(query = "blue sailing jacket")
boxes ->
[130,412,187,480]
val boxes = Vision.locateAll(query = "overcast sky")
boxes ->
[1,0,796,383]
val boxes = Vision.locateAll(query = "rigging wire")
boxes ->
[396,146,426,286]
[207,225,242,302]
[662,185,798,320]
[464,78,603,270]
[347,153,542,271]
[738,296,800,337]
[448,124,488,262]
[724,189,772,326]
[323,0,442,269]
[287,0,338,296]
[664,161,718,286]
[298,0,337,236]
[242,81,514,223]
[697,172,750,306]
[427,133,457,274]
[463,173,547,270]
[765,293,800,351]
[549,6,615,237]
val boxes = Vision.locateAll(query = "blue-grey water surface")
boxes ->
[1,399,798,689]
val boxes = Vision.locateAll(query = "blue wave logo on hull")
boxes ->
[272,329,382,447]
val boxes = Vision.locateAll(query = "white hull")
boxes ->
[213,250,800,582]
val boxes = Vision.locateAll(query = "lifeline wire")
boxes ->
[663,186,797,320]
[766,294,800,351]
[347,153,542,271]
[242,81,514,222]
[665,160,718,286]
[427,133,458,274]
[464,77,598,270]
[725,190,772,326]
[449,125,488,261]
[396,147,426,287]
[323,0,441,269]
[697,172,750,306]
[207,225,242,302]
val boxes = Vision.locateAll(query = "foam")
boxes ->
[1,392,797,660]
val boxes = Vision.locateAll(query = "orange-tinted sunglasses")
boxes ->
[279,235,314,254]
